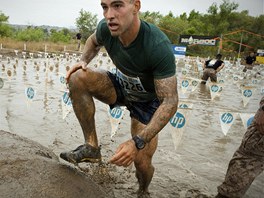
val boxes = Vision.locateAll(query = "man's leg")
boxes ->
[131,118,158,197]
[201,69,209,84]
[60,68,117,163]
[210,72,217,82]
[69,68,117,147]
[217,126,264,197]
[77,40,81,51]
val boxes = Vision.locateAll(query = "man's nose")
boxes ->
[105,8,115,19]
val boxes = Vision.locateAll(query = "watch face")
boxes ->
[133,135,145,150]
[137,139,145,149]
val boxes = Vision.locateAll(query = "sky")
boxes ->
[1,0,263,28]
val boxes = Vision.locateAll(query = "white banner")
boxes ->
[187,77,202,92]
[181,68,188,77]
[181,79,190,93]
[58,73,67,91]
[108,106,125,140]
[219,112,238,135]
[168,109,189,150]
[61,91,72,119]
[178,102,193,109]
[209,83,223,100]
[251,79,258,85]
[218,78,225,84]
[25,86,36,109]
[25,86,36,100]
[232,74,239,84]
[240,113,255,129]
[240,86,254,107]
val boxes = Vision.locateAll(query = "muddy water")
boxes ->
[0,54,263,198]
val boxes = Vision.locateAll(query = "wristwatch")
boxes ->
[132,135,146,150]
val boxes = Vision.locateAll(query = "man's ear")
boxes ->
[133,0,141,14]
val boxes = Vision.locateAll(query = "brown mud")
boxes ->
[0,130,111,198]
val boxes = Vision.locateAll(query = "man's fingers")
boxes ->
[115,145,123,154]
[125,160,133,167]
[109,147,130,165]
[110,154,133,167]
[109,151,123,164]
[65,65,82,83]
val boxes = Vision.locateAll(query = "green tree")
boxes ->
[75,9,98,41]
[184,11,205,35]
[0,11,12,37]
[247,15,264,50]
[179,12,187,21]
[187,10,201,22]
[205,0,239,35]
[140,11,163,25]
[158,12,189,44]
[49,29,71,43]
[15,27,45,42]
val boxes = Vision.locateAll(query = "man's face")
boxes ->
[100,0,136,37]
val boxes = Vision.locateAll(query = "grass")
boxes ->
[0,37,81,54]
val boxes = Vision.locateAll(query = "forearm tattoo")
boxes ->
[141,75,178,143]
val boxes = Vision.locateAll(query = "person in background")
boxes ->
[216,96,264,198]
[60,0,178,197]
[201,53,225,84]
[76,32,82,51]
[243,51,256,72]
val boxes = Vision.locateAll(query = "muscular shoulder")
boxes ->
[96,19,111,45]
[141,21,171,49]
[140,21,176,78]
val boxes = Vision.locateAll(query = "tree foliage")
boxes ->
[49,28,71,43]
[75,9,98,41]
[140,11,162,25]
[1,0,264,56]
[0,11,12,37]
[15,27,45,42]
[140,0,264,57]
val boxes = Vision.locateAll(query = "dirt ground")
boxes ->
[0,130,112,198]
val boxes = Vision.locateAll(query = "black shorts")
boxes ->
[107,71,160,125]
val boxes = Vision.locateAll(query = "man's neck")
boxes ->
[119,17,141,47]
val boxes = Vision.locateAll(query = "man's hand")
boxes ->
[109,140,138,167]
[255,108,264,134]
[65,61,88,84]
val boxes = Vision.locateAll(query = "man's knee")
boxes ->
[69,69,86,88]
[69,69,99,92]
[134,144,157,171]
[134,157,153,172]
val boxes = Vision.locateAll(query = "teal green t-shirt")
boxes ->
[96,19,176,102]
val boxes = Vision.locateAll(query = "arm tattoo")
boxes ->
[140,75,178,143]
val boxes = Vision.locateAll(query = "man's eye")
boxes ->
[102,5,108,10]
[114,4,121,9]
